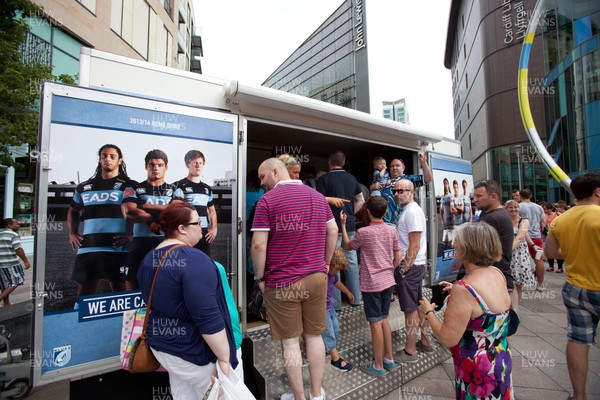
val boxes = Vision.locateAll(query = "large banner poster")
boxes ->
[34,84,236,381]
[430,154,474,284]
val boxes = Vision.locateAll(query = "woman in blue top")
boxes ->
[138,202,237,400]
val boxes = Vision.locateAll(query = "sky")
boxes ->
[193,0,454,138]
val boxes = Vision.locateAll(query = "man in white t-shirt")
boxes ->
[393,179,433,363]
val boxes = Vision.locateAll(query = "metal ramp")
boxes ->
[246,289,450,400]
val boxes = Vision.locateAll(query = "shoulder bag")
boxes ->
[129,244,187,373]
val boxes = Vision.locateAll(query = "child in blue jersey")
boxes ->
[323,247,354,372]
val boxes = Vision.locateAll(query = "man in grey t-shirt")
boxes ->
[518,189,546,290]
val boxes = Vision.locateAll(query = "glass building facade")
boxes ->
[263,0,370,112]
[542,0,600,201]
[445,0,599,204]
[22,16,85,79]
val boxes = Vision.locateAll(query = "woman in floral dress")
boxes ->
[505,200,537,313]
[420,223,513,399]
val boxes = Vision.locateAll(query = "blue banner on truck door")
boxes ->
[36,85,236,378]
[430,155,474,284]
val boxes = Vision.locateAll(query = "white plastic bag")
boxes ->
[216,362,256,400]
[205,379,221,400]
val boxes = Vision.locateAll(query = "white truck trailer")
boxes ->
[7,48,473,399]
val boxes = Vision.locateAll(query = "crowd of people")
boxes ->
[4,141,596,400]
[248,151,599,400]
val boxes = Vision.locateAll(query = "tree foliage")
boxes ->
[0,0,52,168]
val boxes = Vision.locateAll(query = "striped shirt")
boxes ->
[251,180,334,288]
[347,221,400,292]
[71,176,129,254]
[173,178,214,229]
[122,180,175,237]
[0,229,21,268]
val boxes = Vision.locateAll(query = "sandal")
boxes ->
[556,269,563,273]
[546,267,554,272]
[331,357,353,372]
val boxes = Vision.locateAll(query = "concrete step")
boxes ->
[246,289,451,400]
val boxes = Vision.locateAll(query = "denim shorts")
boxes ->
[562,282,600,344]
[322,308,339,352]
[362,286,394,323]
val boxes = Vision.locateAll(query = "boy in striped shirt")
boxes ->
[340,196,402,377]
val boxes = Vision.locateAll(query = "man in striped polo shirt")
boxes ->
[252,158,337,400]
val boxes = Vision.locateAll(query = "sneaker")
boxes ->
[383,359,398,371]
[331,357,353,372]
[361,361,386,377]
[310,387,325,400]
[280,393,294,400]
[416,340,435,353]
[394,349,419,363]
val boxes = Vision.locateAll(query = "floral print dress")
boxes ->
[510,220,537,288]
[451,281,513,400]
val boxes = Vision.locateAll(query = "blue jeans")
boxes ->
[322,308,339,352]
[332,233,362,309]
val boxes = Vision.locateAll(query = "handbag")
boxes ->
[128,244,187,373]
[507,308,520,337]
[248,283,267,321]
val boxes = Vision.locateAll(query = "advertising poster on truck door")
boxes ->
[34,83,236,382]
[429,154,474,284]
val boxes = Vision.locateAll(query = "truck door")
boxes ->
[427,153,474,285]
[33,83,238,386]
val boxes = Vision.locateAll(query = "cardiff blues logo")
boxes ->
[53,345,71,367]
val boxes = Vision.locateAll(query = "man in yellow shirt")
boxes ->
[545,172,600,400]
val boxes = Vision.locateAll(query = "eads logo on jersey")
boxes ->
[53,345,71,367]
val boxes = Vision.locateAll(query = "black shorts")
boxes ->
[193,228,211,256]
[125,237,163,286]
[71,252,127,284]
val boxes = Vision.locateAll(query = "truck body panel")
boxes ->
[20,48,472,389]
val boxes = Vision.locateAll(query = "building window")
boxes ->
[465,73,468,89]
[111,0,150,59]
[164,0,172,18]
[77,0,96,14]
[467,103,470,119]
[461,14,465,29]
[574,16,591,46]
[22,17,83,79]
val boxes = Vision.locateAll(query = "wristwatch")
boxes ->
[254,276,265,284]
